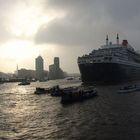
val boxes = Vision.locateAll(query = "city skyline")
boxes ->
[1,0,140,73]
[14,56,66,74]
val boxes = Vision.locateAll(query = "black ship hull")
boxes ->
[78,62,140,84]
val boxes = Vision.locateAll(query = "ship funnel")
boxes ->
[116,34,119,45]
[122,40,128,47]
[106,35,109,46]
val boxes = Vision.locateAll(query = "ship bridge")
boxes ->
[100,43,122,49]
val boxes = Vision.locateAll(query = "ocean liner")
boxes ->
[78,34,140,84]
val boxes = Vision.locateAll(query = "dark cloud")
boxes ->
[35,0,140,48]
[35,18,103,46]
[35,0,109,46]
[107,0,140,21]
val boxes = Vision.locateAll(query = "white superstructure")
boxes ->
[78,35,140,67]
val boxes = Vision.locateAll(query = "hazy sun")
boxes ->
[7,2,66,38]
[0,40,39,61]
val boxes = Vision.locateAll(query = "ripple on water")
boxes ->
[1,80,140,139]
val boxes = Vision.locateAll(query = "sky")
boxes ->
[1,0,140,73]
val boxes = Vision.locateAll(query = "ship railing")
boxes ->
[112,58,140,67]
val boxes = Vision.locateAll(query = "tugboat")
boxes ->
[61,88,97,104]
[50,86,77,97]
[34,85,63,95]
[34,85,59,95]
[50,86,61,96]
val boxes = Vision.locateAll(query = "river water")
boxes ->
[0,79,140,140]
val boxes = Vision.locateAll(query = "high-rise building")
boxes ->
[54,57,59,68]
[49,57,65,80]
[35,56,44,80]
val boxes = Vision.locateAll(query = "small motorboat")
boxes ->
[18,81,30,85]
[34,87,50,94]
[61,88,97,104]
[118,84,140,93]
[35,85,61,95]
[50,86,77,97]
[50,85,67,96]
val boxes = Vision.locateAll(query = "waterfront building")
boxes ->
[18,68,36,80]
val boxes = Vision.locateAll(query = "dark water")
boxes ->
[1,79,140,140]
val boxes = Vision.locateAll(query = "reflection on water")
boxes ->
[1,79,140,139]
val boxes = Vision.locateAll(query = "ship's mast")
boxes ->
[106,35,109,46]
[116,34,119,45]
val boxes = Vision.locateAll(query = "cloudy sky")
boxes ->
[0,0,140,73]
